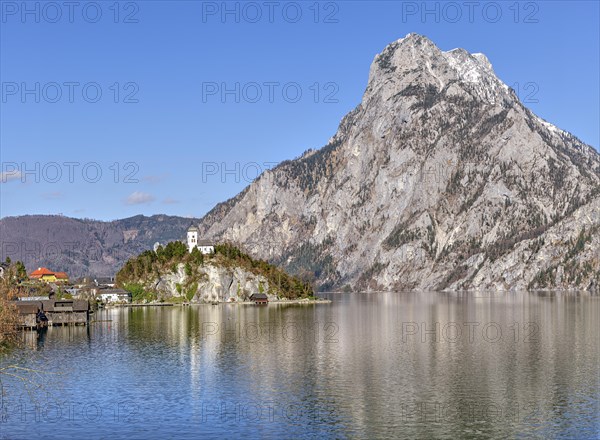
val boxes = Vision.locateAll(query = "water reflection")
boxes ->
[1,293,598,439]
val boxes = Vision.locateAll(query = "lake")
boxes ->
[1,292,599,439]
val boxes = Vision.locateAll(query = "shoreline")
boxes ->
[107,298,332,307]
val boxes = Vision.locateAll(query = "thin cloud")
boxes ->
[143,174,169,184]
[42,191,63,200]
[162,197,179,204]
[0,170,22,183]
[125,191,155,205]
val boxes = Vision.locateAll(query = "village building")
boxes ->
[94,276,115,287]
[64,287,82,297]
[186,225,215,254]
[29,267,69,283]
[98,289,132,303]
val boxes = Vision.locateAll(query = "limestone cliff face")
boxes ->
[149,262,276,302]
[198,33,600,291]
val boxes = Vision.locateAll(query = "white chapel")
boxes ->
[186,225,215,254]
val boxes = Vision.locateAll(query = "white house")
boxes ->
[98,289,132,303]
[187,225,215,254]
[94,277,115,287]
[64,288,81,297]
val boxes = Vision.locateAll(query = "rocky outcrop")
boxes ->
[116,242,312,301]
[153,262,276,302]
[197,33,600,291]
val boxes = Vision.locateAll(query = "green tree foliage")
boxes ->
[186,282,197,301]
[122,283,156,302]
[190,247,204,265]
[15,261,27,281]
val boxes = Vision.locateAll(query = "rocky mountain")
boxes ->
[0,214,197,278]
[197,33,600,291]
[2,34,599,291]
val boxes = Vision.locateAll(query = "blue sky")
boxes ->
[1,1,598,221]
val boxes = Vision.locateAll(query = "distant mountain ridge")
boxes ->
[0,214,198,278]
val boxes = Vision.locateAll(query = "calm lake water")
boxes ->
[1,292,599,439]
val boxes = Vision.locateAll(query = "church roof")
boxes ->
[187,225,199,232]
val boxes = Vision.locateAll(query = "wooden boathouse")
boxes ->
[249,293,269,305]
[12,299,90,329]
[14,302,44,329]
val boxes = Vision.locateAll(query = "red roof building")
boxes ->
[29,267,69,283]
[29,267,55,278]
